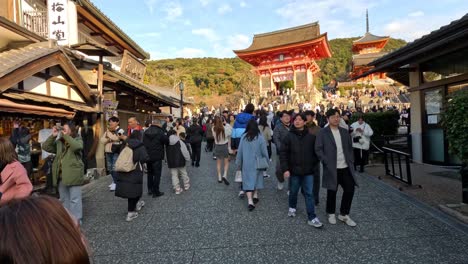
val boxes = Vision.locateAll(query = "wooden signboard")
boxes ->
[120,50,146,82]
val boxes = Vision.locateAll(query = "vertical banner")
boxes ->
[47,0,69,46]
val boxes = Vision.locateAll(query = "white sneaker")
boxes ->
[337,215,357,227]
[328,214,337,225]
[238,191,245,198]
[308,217,323,228]
[136,201,145,211]
[277,182,284,190]
[175,188,183,195]
[109,183,116,191]
[287,190,290,196]
[288,208,296,217]
[126,212,138,222]
[108,183,113,188]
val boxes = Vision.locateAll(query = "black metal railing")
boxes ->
[383,147,412,185]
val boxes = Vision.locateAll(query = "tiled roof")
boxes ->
[353,32,389,44]
[352,52,388,66]
[234,22,322,54]
[104,69,180,107]
[0,42,58,79]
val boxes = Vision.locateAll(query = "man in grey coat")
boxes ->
[273,110,291,190]
[315,108,358,227]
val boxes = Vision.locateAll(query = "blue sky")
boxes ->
[91,0,468,60]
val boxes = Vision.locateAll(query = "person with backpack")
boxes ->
[114,130,148,222]
[166,130,191,194]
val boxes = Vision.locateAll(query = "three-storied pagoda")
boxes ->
[350,10,390,81]
[234,22,331,97]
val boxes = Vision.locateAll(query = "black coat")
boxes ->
[166,141,186,168]
[280,128,319,176]
[115,139,149,199]
[143,125,168,161]
[186,124,204,144]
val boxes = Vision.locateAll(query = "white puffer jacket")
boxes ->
[350,121,373,150]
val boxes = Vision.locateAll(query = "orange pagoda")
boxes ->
[234,22,331,96]
[350,10,389,81]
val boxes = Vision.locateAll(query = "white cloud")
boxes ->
[227,34,250,50]
[408,11,424,17]
[200,0,210,6]
[144,0,157,14]
[192,28,220,42]
[276,0,377,38]
[383,12,464,41]
[175,48,206,58]
[149,50,167,60]
[240,1,247,7]
[184,20,192,26]
[135,32,161,38]
[164,2,183,20]
[218,4,232,14]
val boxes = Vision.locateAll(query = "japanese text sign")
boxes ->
[47,0,69,45]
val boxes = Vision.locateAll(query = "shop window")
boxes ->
[424,89,442,125]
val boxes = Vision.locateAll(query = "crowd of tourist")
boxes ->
[0,96,383,262]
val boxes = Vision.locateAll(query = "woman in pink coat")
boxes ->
[0,137,32,206]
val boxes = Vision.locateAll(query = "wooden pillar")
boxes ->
[409,64,422,163]
[95,57,105,174]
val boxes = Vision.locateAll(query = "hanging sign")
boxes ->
[47,0,69,45]
[273,74,294,82]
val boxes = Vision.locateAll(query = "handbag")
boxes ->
[256,156,269,171]
[234,170,242,183]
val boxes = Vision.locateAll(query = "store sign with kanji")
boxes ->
[47,0,69,45]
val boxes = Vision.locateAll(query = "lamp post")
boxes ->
[179,81,184,118]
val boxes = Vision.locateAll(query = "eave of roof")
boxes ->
[0,42,95,106]
[103,69,179,108]
[0,16,46,43]
[354,13,468,80]
[233,22,322,54]
[78,0,150,59]
[369,13,468,67]
[353,32,389,44]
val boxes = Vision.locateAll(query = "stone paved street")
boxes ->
[82,143,468,264]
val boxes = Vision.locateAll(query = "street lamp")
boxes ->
[179,81,184,118]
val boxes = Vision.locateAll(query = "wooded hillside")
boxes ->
[144,37,407,100]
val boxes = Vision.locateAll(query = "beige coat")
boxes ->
[100,130,120,153]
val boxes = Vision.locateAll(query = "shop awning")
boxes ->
[0,99,76,119]
[1,92,97,113]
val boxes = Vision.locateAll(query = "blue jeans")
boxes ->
[105,152,119,183]
[289,175,316,220]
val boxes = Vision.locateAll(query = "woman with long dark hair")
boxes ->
[236,119,269,211]
[212,116,231,185]
[0,137,32,206]
[43,121,84,224]
[205,117,214,153]
[0,196,90,263]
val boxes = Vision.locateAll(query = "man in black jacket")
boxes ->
[280,113,322,228]
[186,118,204,167]
[143,115,169,197]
